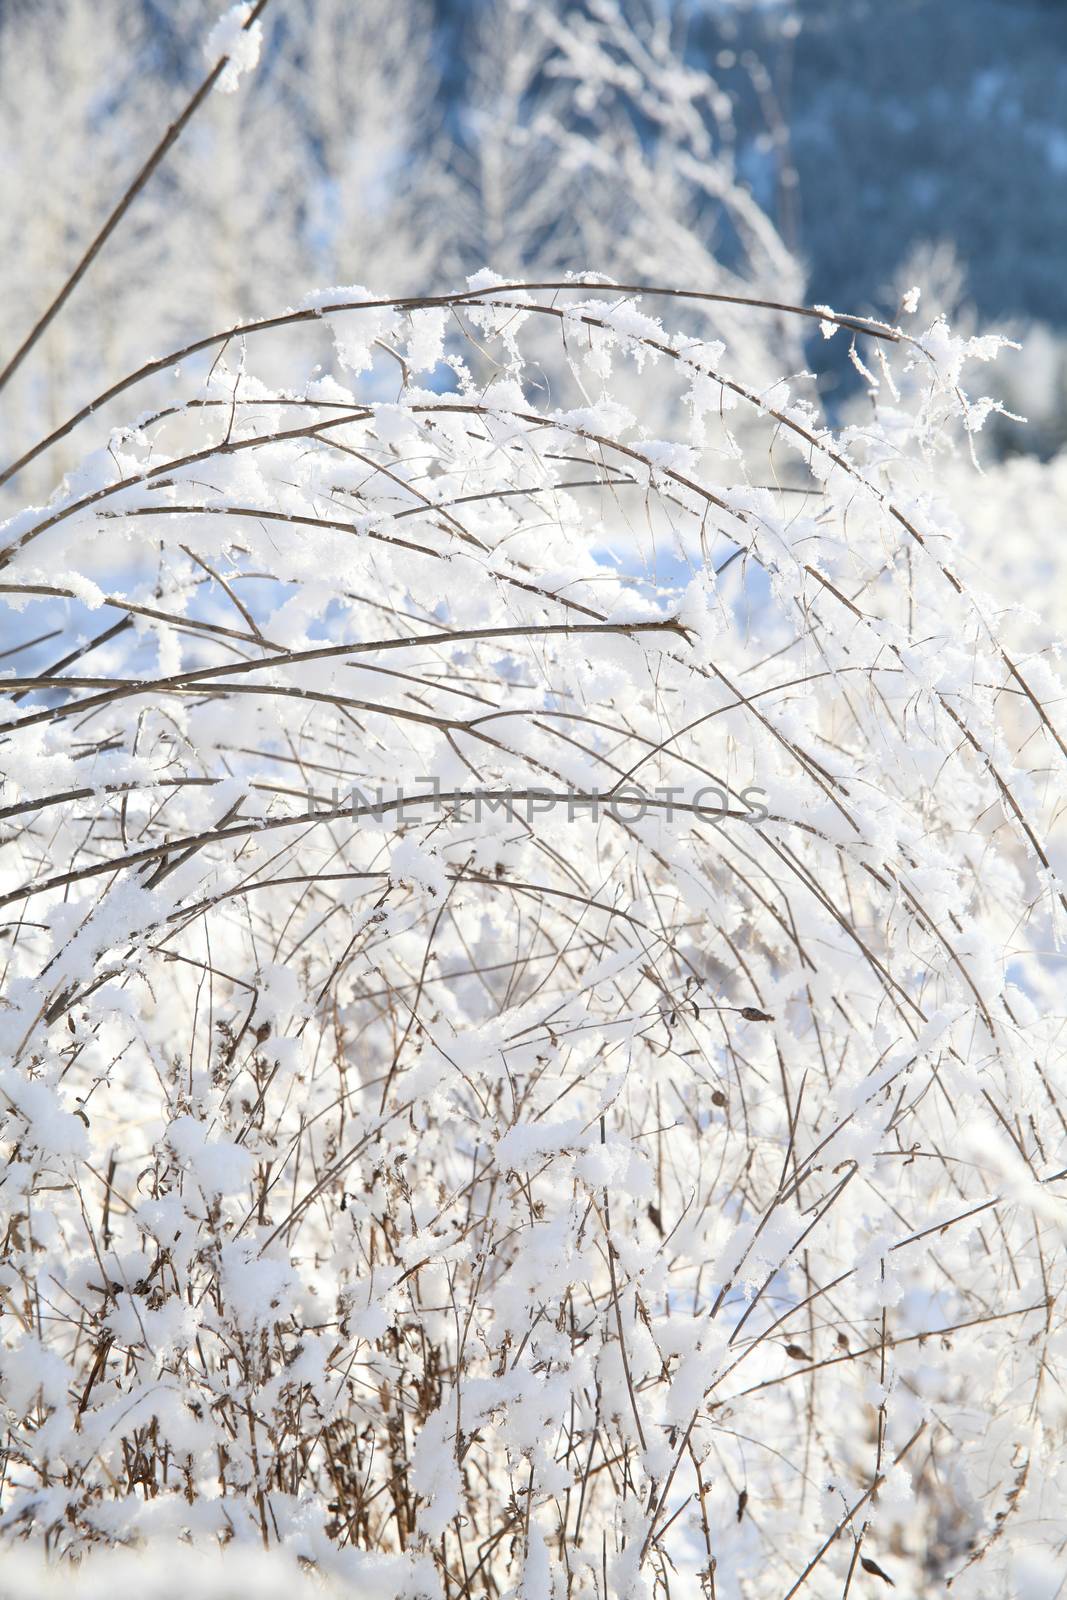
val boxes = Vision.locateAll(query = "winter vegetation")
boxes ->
[2,4,1067,1600]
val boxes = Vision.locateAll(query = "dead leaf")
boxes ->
[860,1555,895,1586]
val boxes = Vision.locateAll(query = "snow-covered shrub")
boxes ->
[2,7,1067,1600]
[2,275,1066,1598]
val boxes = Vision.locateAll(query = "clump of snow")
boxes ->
[299,284,399,376]
[205,4,263,94]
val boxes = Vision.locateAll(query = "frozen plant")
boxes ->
[1,7,1067,1600]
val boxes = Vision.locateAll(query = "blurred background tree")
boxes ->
[1,0,1065,491]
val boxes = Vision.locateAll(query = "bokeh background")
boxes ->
[1,0,1065,487]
